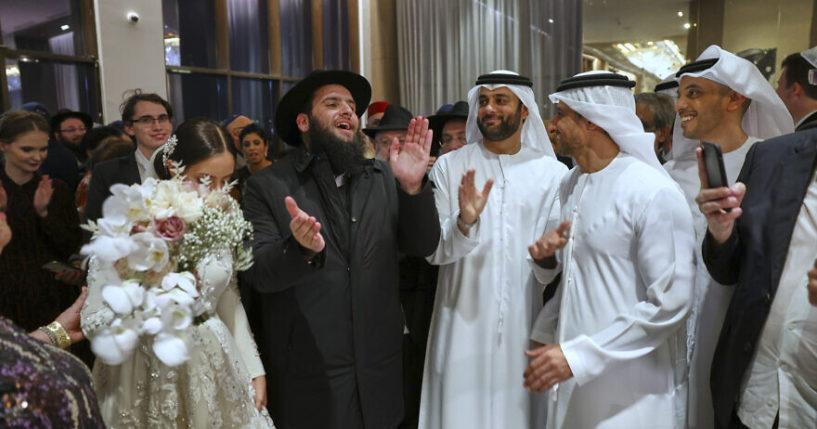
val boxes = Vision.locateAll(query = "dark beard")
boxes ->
[477,103,523,141]
[306,118,367,176]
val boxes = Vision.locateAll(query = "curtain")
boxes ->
[49,32,80,111]
[396,0,582,118]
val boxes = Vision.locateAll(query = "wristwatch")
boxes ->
[457,215,477,230]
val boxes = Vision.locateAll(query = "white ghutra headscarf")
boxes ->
[465,70,556,158]
[549,70,668,176]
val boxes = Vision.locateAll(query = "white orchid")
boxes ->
[80,234,138,262]
[101,280,145,315]
[90,318,139,365]
[127,232,170,272]
[152,332,189,367]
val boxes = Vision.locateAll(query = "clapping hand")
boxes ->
[285,196,325,253]
[457,169,493,234]
[33,175,54,218]
[694,148,745,244]
[390,117,433,195]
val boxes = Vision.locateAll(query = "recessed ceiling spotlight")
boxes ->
[677,11,684,17]
[60,24,70,31]
[683,22,691,29]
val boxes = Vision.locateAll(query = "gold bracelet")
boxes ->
[41,321,72,349]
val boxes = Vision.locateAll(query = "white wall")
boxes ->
[94,0,167,123]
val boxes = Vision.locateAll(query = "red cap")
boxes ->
[367,101,389,117]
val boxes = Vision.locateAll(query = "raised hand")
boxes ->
[55,286,89,343]
[390,116,433,195]
[458,169,493,229]
[694,148,745,244]
[523,343,573,393]
[285,196,325,253]
[529,221,571,264]
[33,174,54,218]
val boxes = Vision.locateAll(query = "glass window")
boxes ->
[5,57,100,121]
[0,0,89,56]
[163,0,218,68]
[228,0,270,73]
[322,0,350,70]
[167,72,228,124]
[279,0,314,77]
[231,77,277,133]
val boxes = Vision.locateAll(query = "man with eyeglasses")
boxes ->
[40,109,93,192]
[363,104,414,162]
[429,101,468,157]
[85,92,173,223]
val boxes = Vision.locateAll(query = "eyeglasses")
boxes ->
[59,127,87,134]
[441,134,467,145]
[132,114,171,126]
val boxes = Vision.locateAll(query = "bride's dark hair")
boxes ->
[154,117,234,180]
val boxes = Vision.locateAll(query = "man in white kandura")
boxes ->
[419,70,567,429]
[524,71,695,429]
[663,45,793,429]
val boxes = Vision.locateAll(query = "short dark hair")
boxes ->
[80,126,129,158]
[782,53,817,100]
[153,117,233,180]
[89,137,134,168]
[120,90,174,122]
[0,111,50,144]
[634,93,676,130]
[239,122,268,145]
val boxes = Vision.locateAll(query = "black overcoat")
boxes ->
[241,147,440,429]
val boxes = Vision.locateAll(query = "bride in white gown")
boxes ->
[81,118,275,428]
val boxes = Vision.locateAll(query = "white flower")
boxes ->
[149,180,182,220]
[152,332,189,367]
[101,280,145,315]
[90,318,139,365]
[80,235,138,262]
[161,302,193,331]
[161,271,198,296]
[102,183,151,225]
[175,190,204,223]
[127,232,170,272]
[141,316,163,335]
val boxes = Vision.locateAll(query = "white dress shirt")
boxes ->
[737,168,817,429]
[134,148,159,182]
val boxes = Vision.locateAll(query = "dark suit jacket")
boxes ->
[796,110,817,132]
[241,148,440,429]
[84,151,141,223]
[702,128,817,428]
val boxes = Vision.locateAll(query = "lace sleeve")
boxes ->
[216,274,265,379]
[80,257,115,338]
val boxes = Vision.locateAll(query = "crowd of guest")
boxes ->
[1,44,817,429]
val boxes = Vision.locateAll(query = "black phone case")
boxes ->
[701,141,728,189]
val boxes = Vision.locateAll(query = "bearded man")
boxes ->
[241,70,440,429]
[419,71,567,429]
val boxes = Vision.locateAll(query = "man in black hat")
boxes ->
[428,101,468,157]
[363,104,414,162]
[40,109,92,191]
[241,70,440,429]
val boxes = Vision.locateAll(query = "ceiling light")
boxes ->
[60,24,70,31]
[683,23,691,29]
[677,11,684,17]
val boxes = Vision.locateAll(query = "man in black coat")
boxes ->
[697,128,817,428]
[241,70,440,429]
[775,48,817,132]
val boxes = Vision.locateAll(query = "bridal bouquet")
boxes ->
[81,161,253,367]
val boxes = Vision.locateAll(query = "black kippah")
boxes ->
[475,73,533,87]
[654,80,679,92]
[555,72,635,92]
[676,58,718,77]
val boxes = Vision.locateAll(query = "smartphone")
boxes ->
[701,141,731,212]
[42,260,82,275]
[701,141,729,188]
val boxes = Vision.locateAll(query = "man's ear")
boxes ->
[521,104,529,120]
[791,81,804,97]
[296,113,310,133]
[124,123,135,137]
[726,91,748,113]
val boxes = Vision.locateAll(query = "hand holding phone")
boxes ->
[695,143,745,244]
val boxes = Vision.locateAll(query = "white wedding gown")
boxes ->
[81,248,275,428]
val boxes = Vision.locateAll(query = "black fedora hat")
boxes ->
[274,70,371,146]
[50,109,93,134]
[428,101,468,132]
[362,104,413,138]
